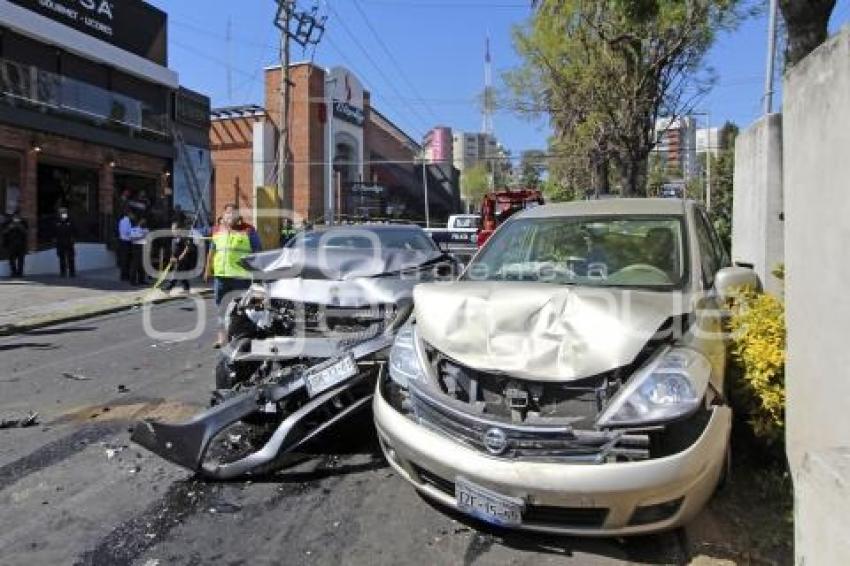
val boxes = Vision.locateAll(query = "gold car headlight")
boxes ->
[596,346,712,428]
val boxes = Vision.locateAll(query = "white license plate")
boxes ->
[456,478,523,527]
[304,355,358,397]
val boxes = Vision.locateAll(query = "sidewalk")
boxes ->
[0,267,211,334]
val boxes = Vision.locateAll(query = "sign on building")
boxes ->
[7,0,168,65]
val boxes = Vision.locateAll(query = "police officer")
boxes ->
[205,204,261,348]
[2,210,28,278]
[55,207,75,277]
[279,218,296,247]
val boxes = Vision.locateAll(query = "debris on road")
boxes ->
[0,411,39,429]
[61,372,92,381]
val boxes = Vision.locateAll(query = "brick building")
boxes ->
[0,0,209,276]
[210,64,459,231]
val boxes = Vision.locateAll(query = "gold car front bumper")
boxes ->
[373,382,732,536]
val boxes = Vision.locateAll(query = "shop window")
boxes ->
[0,154,22,218]
[37,163,99,247]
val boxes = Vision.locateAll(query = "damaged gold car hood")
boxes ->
[414,281,690,382]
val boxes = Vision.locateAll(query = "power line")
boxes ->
[317,32,422,140]
[357,0,530,8]
[208,145,729,166]
[170,14,428,140]
[351,0,440,121]
[324,2,433,136]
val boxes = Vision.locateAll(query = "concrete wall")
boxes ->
[783,26,850,565]
[731,113,784,294]
[0,243,115,276]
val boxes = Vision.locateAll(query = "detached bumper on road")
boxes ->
[374,380,731,536]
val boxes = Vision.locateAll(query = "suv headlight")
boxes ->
[388,323,425,388]
[597,346,712,427]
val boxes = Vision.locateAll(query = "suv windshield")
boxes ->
[465,215,687,289]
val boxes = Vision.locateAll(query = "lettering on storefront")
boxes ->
[8,0,167,65]
[333,100,365,127]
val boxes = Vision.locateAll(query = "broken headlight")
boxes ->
[596,346,711,427]
[388,323,425,389]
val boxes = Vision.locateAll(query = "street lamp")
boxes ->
[325,74,337,226]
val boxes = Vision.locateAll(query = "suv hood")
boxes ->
[414,281,690,382]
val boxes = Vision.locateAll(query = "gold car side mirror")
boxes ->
[715,265,762,300]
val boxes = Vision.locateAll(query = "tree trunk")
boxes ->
[590,153,610,197]
[619,156,647,197]
[779,0,837,67]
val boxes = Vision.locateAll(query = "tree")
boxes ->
[518,150,547,189]
[708,121,738,252]
[460,164,491,207]
[779,0,836,67]
[508,0,742,196]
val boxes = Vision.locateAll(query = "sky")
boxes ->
[150,0,850,156]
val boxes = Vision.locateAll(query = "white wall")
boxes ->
[731,113,784,295]
[0,243,115,277]
[783,26,850,565]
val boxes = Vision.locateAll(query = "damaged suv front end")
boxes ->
[375,200,746,535]
[133,225,455,479]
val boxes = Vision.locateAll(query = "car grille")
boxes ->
[410,464,609,529]
[424,345,622,431]
[271,300,397,344]
[409,381,649,463]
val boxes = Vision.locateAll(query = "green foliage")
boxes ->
[708,122,738,253]
[460,164,491,205]
[507,0,743,195]
[540,178,577,202]
[728,289,786,445]
[518,149,547,189]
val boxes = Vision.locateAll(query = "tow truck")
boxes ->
[477,188,545,247]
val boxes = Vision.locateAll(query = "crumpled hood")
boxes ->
[243,247,446,281]
[414,281,691,382]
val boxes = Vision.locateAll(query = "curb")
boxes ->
[0,289,214,337]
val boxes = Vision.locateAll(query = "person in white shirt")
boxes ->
[128,217,149,286]
[117,208,133,281]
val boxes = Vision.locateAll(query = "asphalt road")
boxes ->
[0,300,691,566]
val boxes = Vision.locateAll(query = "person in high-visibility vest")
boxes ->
[279,218,297,248]
[205,203,261,348]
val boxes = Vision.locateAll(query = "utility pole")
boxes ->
[706,111,712,210]
[422,162,430,228]
[274,1,326,215]
[277,1,292,213]
[763,0,779,115]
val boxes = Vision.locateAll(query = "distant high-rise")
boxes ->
[654,117,698,182]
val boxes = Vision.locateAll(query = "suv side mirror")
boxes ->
[715,266,762,300]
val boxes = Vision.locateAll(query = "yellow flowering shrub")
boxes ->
[728,289,786,444]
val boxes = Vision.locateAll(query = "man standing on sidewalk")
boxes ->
[205,204,261,348]
[55,207,75,277]
[2,210,28,278]
[117,207,133,281]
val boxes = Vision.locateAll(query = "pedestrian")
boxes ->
[55,207,75,277]
[2,210,28,278]
[162,220,193,293]
[205,204,261,348]
[279,218,296,247]
[117,207,133,281]
[129,217,149,286]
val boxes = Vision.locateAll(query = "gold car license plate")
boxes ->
[304,355,358,397]
[456,477,523,527]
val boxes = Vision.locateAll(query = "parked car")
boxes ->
[373,199,760,535]
[133,224,458,479]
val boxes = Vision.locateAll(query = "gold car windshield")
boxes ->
[466,215,688,289]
